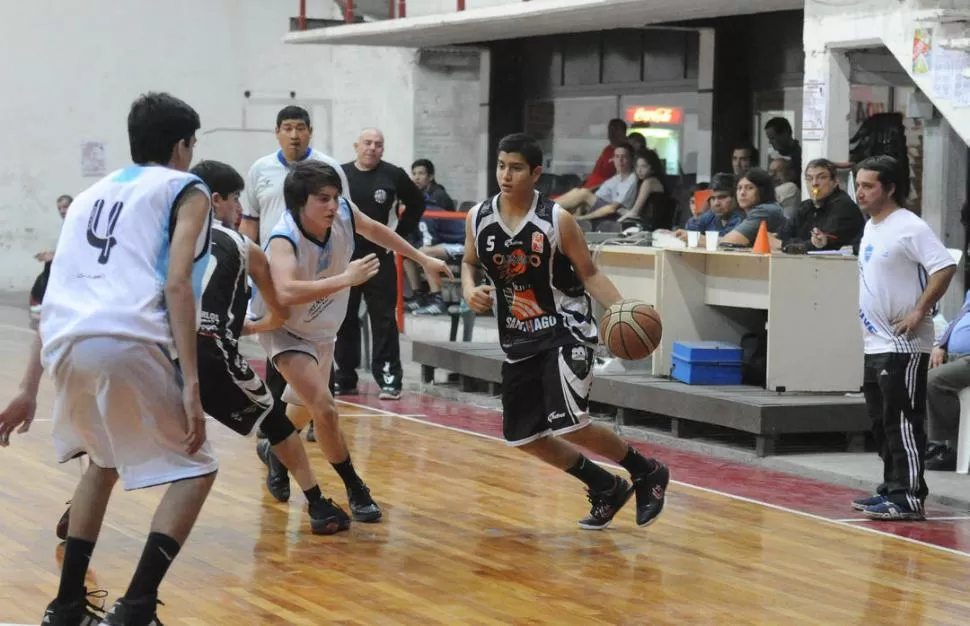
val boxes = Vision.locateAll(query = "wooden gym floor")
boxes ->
[1,314,970,624]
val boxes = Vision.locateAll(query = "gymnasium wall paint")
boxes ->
[0,0,423,290]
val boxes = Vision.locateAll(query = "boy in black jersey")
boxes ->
[42,160,352,540]
[462,133,669,530]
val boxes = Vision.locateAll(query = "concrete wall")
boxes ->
[0,0,426,290]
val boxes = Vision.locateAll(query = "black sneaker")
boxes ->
[256,438,290,503]
[56,501,71,541]
[333,381,358,396]
[578,476,634,530]
[42,588,107,625]
[305,421,316,443]
[633,461,670,528]
[347,482,383,523]
[101,596,164,625]
[308,497,352,535]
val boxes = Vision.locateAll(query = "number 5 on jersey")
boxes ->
[485,234,495,252]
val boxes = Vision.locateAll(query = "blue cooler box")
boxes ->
[670,341,744,385]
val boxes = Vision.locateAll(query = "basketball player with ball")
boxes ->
[462,133,669,530]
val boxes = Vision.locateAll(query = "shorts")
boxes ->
[51,337,219,491]
[258,328,334,406]
[501,343,594,446]
[197,336,273,437]
[439,243,464,258]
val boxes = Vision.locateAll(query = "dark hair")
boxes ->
[608,118,627,132]
[276,105,311,129]
[710,172,735,194]
[805,158,837,180]
[283,161,343,215]
[733,143,760,164]
[497,133,543,171]
[764,117,793,136]
[855,155,906,205]
[127,92,200,165]
[739,167,776,204]
[56,194,73,205]
[411,158,435,176]
[627,131,646,146]
[190,160,245,199]
[636,149,665,180]
[613,142,635,157]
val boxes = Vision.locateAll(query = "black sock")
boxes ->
[331,456,362,489]
[303,485,322,503]
[619,446,655,478]
[124,532,181,600]
[565,455,616,492]
[57,537,95,603]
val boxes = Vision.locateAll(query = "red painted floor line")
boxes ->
[333,381,970,554]
[248,360,970,553]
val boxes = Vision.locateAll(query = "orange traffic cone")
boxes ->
[752,219,771,254]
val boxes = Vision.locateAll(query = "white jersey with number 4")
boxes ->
[40,165,212,370]
[248,199,356,344]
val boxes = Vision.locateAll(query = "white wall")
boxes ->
[0,0,418,290]
[404,0,517,18]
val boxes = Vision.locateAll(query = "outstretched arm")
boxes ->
[269,237,380,307]
[352,203,453,280]
[243,240,289,335]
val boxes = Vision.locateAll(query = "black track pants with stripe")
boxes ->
[862,352,930,511]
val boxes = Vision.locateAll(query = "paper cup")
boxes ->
[705,231,719,251]
[687,231,700,248]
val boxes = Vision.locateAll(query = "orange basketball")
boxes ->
[599,300,662,360]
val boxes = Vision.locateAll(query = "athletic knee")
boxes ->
[87,461,119,487]
[311,396,339,427]
[261,406,297,445]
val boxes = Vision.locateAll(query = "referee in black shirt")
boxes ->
[336,128,426,399]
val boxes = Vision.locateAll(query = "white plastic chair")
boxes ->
[956,387,970,474]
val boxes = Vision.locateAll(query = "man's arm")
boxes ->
[893,224,958,335]
[393,167,427,238]
[0,333,43,446]
[243,240,289,334]
[557,208,622,309]
[166,187,211,453]
[353,203,449,276]
[268,237,379,307]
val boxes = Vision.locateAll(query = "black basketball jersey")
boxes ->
[473,191,597,360]
[199,223,250,345]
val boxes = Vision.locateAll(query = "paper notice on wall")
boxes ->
[931,47,964,100]
[81,141,107,177]
[802,80,826,141]
[955,71,970,108]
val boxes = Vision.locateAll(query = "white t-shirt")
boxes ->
[242,149,350,245]
[858,208,955,354]
[595,172,638,209]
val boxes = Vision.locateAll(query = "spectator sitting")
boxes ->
[404,214,466,316]
[581,118,628,189]
[697,167,786,249]
[674,173,743,241]
[769,157,800,217]
[555,143,638,221]
[617,149,674,230]
[777,158,864,253]
[412,158,455,211]
[627,131,647,155]
[732,144,758,177]
[925,291,970,471]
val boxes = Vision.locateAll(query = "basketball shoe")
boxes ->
[578,475,634,530]
[633,461,669,527]
[41,588,106,625]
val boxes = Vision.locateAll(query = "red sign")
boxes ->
[625,106,683,126]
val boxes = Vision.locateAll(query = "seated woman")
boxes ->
[576,149,671,231]
[697,167,786,249]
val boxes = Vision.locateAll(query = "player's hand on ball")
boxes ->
[345,253,380,286]
[420,255,453,280]
[465,285,495,314]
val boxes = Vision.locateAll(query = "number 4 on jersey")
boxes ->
[87,198,124,264]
